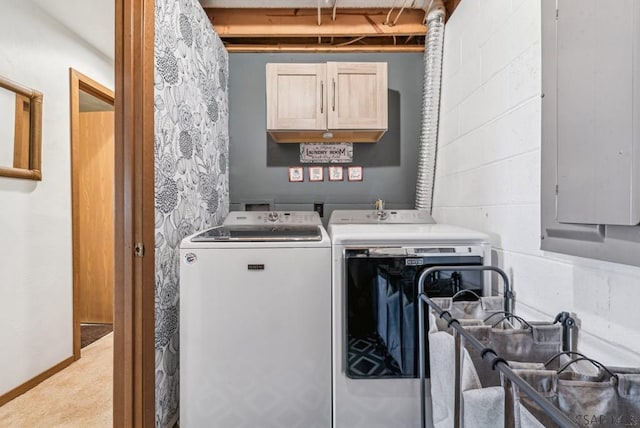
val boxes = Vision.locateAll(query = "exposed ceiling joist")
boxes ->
[205,8,427,38]
[225,44,425,53]
[199,0,431,8]
[203,1,462,53]
[205,8,427,52]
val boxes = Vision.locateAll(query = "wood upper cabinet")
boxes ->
[266,62,388,142]
[326,62,387,130]
[266,63,327,130]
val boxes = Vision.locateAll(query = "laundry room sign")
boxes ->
[300,143,353,163]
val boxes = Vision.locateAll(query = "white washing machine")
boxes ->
[180,211,331,428]
[327,210,491,428]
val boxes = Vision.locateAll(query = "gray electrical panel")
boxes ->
[556,0,640,226]
[541,0,640,267]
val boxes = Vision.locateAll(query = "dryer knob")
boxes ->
[267,212,280,222]
[376,210,389,220]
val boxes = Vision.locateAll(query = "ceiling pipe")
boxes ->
[336,35,366,46]
[415,0,445,212]
[391,0,412,26]
[383,0,400,25]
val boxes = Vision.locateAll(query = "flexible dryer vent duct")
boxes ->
[415,0,446,211]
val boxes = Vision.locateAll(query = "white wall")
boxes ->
[0,1,113,396]
[433,0,640,366]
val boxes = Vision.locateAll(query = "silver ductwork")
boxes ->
[415,0,446,211]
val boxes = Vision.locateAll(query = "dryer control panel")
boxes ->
[224,211,322,226]
[328,209,435,225]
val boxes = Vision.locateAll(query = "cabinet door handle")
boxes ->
[332,78,336,112]
[320,81,324,114]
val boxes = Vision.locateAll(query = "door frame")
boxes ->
[69,69,115,361]
[114,0,156,426]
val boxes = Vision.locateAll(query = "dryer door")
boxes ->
[344,248,483,379]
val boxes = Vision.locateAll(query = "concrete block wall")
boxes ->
[432,0,640,365]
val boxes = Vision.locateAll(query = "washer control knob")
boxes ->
[267,212,280,222]
[376,210,388,220]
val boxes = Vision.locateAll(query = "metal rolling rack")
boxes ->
[416,265,579,428]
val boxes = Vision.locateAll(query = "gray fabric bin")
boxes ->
[428,301,565,428]
[509,365,640,428]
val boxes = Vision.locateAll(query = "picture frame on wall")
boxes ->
[347,166,363,182]
[308,166,324,182]
[288,166,304,182]
[328,166,343,181]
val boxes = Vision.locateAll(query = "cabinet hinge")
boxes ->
[555,184,559,195]
[134,242,145,258]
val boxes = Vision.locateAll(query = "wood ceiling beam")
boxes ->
[224,44,425,53]
[204,8,427,38]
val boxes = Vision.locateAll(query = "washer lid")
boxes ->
[191,224,322,242]
[327,223,491,245]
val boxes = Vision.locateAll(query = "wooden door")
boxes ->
[266,63,326,130]
[76,110,115,324]
[327,62,388,130]
[114,0,157,422]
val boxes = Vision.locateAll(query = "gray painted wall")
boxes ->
[228,53,423,220]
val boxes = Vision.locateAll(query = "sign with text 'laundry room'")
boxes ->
[299,143,353,163]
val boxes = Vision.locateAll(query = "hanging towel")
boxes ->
[428,312,485,428]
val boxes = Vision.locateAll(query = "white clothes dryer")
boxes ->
[180,211,331,427]
[327,210,491,428]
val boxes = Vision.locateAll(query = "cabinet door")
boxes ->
[266,63,326,130]
[327,62,387,130]
[555,0,640,225]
